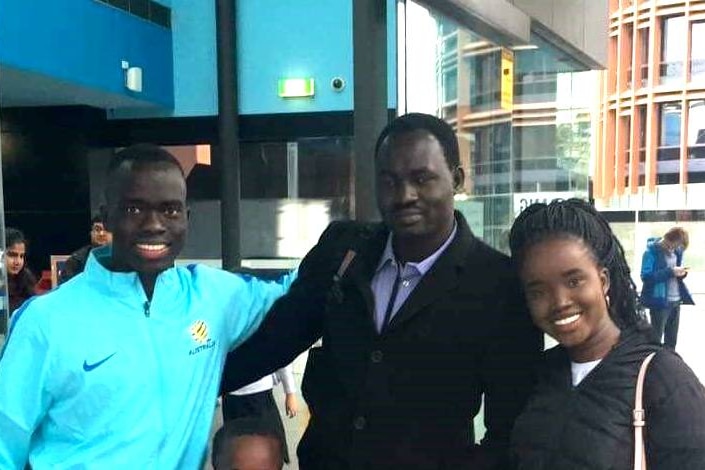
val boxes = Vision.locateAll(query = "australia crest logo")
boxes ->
[188,320,215,355]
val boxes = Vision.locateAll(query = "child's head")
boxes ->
[212,416,285,470]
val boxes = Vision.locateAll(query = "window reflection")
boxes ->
[688,100,705,182]
[468,49,502,111]
[691,22,705,81]
[639,28,650,88]
[238,137,353,259]
[658,102,682,184]
[403,1,595,250]
[660,16,686,85]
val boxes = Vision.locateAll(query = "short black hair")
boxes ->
[5,227,28,249]
[91,213,105,225]
[107,144,184,178]
[508,198,647,331]
[374,113,460,170]
[211,416,286,469]
[105,144,185,203]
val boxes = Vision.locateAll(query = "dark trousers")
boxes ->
[222,389,289,462]
[650,302,681,349]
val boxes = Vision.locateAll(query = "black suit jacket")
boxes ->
[222,212,542,469]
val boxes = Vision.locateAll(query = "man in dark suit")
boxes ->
[222,113,542,469]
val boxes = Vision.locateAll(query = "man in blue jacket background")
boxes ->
[640,227,694,349]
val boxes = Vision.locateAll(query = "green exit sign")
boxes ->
[278,78,315,98]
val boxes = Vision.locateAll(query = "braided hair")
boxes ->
[508,198,646,331]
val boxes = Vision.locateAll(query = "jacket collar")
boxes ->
[342,211,476,333]
[84,245,183,304]
[546,327,658,388]
[386,212,474,331]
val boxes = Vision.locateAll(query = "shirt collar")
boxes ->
[85,244,181,299]
[375,222,458,276]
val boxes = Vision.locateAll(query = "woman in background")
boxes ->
[508,199,705,469]
[5,227,37,315]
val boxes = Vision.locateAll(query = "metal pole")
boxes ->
[0,117,8,340]
[215,0,241,269]
[353,0,388,221]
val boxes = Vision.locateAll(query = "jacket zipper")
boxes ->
[140,295,166,459]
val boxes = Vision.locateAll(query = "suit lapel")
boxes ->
[385,213,475,332]
[340,224,388,318]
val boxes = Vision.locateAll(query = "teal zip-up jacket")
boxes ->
[0,246,295,469]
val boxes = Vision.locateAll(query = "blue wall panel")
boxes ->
[237,0,354,115]
[0,0,174,107]
[169,0,217,116]
[114,0,397,119]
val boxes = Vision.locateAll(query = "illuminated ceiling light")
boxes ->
[512,44,539,51]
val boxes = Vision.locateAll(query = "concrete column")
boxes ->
[353,0,388,221]
[215,0,241,269]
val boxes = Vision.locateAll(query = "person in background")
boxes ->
[222,365,298,464]
[58,213,113,284]
[509,199,705,469]
[640,227,694,349]
[5,227,37,315]
[212,416,285,470]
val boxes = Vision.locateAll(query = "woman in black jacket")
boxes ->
[508,199,705,469]
[5,227,37,315]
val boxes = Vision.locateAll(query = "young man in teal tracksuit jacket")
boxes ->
[0,145,295,469]
[640,227,694,349]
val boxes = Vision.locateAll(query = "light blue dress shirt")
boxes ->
[370,223,457,332]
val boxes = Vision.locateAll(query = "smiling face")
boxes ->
[519,237,620,362]
[375,130,461,260]
[5,242,26,276]
[105,161,187,288]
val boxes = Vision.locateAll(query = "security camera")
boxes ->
[331,77,346,92]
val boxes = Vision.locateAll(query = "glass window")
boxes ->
[623,24,633,89]
[442,67,458,105]
[108,0,129,8]
[691,22,705,81]
[129,0,149,20]
[468,51,501,111]
[620,115,631,188]
[241,143,288,199]
[514,49,558,104]
[638,105,647,185]
[657,102,682,184]
[638,27,650,87]
[150,2,171,29]
[240,138,352,219]
[297,137,353,220]
[688,100,705,183]
[402,1,595,249]
[470,122,512,196]
[660,16,686,84]
[659,102,682,147]
[237,137,352,260]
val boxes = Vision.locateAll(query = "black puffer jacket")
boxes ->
[511,329,705,469]
[58,245,92,284]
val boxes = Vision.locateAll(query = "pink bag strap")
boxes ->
[633,352,657,470]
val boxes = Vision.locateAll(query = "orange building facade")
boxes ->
[597,0,705,201]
